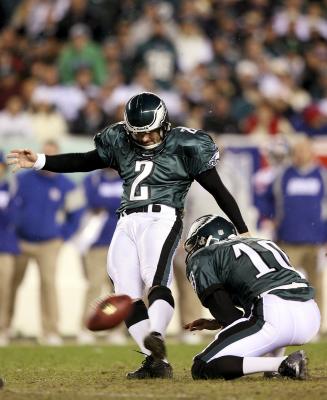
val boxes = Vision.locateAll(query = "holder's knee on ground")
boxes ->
[191,356,243,380]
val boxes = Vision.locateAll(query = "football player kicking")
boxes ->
[7,92,249,379]
[184,215,321,380]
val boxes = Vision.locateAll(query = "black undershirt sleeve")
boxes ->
[43,149,107,173]
[195,167,248,234]
[203,288,244,327]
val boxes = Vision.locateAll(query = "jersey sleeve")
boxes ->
[187,251,223,304]
[94,127,117,167]
[183,131,219,177]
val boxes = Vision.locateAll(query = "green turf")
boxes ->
[0,341,326,400]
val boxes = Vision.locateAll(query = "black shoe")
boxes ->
[151,359,173,379]
[144,332,166,360]
[278,350,308,380]
[263,371,281,379]
[126,355,154,379]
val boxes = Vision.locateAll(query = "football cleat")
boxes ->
[263,371,282,379]
[278,350,308,380]
[151,360,173,379]
[126,355,173,379]
[126,355,154,379]
[144,331,167,360]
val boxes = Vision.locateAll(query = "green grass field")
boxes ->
[0,341,326,400]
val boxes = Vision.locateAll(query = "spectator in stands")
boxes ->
[315,70,327,101]
[231,60,259,121]
[10,0,69,39]
[55,0,109,42]
[75,168,126,344]
[0,0,20,28]
[128,1,176,52]
[252,136,290,238]
[302,41,327,97]
[133,17,178,89]
[0,49,24,82]
[58,23,107,85]
[29,92,68,142]
[213,65,236,99]
[0,95,33,138]
[241,37,269,69]
[242,99,296,138]
[272,0,306,41]
[32,63,86,122]
[102,37,126,80]
[291,104,327,136]
[7,140,84,345]
[301,2,327,41]
[0,0,324,144]
[273,0,327,42]
[70,97,107,136]
[202,95,240,135]
[102,68,158,117]
[264,135,326,330]
[210,35,237,70]
[173,17,213,74]
[74,66,100,99]
[0,151,19,346]
[180,100,204,130]
[0,69,21,111]
[21,78,38,107]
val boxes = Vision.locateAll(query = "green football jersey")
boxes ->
[94,123,219,213]
[186,237,314,310]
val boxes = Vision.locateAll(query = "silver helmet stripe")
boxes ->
[124,102,167,133]
[187,215,217,240]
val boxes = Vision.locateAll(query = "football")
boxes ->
[86,294,133,331]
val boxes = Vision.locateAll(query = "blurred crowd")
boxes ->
[0,0,327,142]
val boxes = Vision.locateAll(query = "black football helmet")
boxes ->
[124,92,171,150]
[184,215,237,257]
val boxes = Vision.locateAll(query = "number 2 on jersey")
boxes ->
[130,161,153,200]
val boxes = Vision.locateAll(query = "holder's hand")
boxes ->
[7,149,37,173]
[184,318,221,331]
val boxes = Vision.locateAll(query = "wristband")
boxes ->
[33,153,46,170]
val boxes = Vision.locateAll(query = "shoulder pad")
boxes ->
[173,126,210,139]
[169,127,218,162]
[94,122,125,140]
[94,122,127,148]
[172,127,214,147]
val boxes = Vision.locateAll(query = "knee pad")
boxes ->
[148,285,174,308]
[124,299,148,329]
[191,358,207,380]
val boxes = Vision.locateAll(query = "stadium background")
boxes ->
[1,0,327,337]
